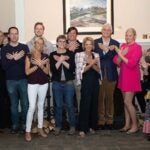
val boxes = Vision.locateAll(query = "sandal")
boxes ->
[119,127,130,132]
[126,129,139,134]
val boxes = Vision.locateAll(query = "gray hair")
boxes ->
[101,23,112,32]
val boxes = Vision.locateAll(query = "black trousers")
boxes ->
[79,74,99,132]
[113,87,124,129]
[0,65,10,128]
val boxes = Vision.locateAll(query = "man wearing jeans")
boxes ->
[1,27,29,133]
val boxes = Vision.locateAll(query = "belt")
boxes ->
[60,80,67,83]
[60,80,73,84]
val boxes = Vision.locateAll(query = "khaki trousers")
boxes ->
[98,79,116,125]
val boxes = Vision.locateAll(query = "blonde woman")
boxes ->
[75,37,100,137]
[113,28,142,134]
[25,37,49,141]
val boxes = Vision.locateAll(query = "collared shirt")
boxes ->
[102,38,110,55]
[75,51,100,85]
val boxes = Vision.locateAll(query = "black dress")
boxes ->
[79,54,100,132]
[0,44,10,128]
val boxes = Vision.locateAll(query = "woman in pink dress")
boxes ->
[113,28,142,134]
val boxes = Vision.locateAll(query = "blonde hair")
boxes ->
[126,28,137,37]
[82,37,94,50]
[31,37,45,56]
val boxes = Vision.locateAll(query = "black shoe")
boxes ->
[147,136,150,141]
[11,128,18,134]
[53,128,61,136]
[68,127,76,135]
[19,124,26,134]
[98,125,105,130]
[0,130,4,133]
[106,124,114,130]
[19,128,25,134]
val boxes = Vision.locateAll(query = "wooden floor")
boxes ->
[0,129,149,150]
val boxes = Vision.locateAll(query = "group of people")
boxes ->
[0,22,150,142]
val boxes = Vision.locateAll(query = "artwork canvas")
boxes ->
[63,0,113,34]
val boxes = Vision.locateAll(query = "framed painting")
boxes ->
[63,0,114,34]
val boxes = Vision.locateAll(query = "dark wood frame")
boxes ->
[63,0,114,35]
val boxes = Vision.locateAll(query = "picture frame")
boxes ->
[63,0,114,35]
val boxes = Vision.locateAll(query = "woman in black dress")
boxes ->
[75,37,100,137]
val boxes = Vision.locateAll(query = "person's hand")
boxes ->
[121,47,128,56]
[115,46,128,56]
[95,57,100,64]
[87,58,98,66]
[41,57,48,65]
[13,50,25,60]
[140,58,149,69]
[6,53,14,60]
[65,56,69,60]
[67,41,79,51]
[109,45,115,51]
[114,46,120,53]
[53,55,59,61]
[31,58,42,67]
[59,55,67,62]
[98,43,109,52]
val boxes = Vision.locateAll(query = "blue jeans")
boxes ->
[6,79,28,128]
[52,81,75,128]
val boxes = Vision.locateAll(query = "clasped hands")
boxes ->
[6,50,25,60]
[85,57,99,67]
[114,46,128,56]
[98,43,115,53]
[31,57,48,69]
[53,55,69,63]
[67,41,79,52]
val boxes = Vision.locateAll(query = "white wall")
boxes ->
[114,0,150,39]
[0,0,150,42]
[24,0,63,42]
[0,0,15,31]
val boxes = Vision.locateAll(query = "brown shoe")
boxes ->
[38,128,47,138]
[25,132,32,142]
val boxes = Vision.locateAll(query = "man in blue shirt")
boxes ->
[1,27,29,133]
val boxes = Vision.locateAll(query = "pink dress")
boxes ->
[113,42,142,92]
